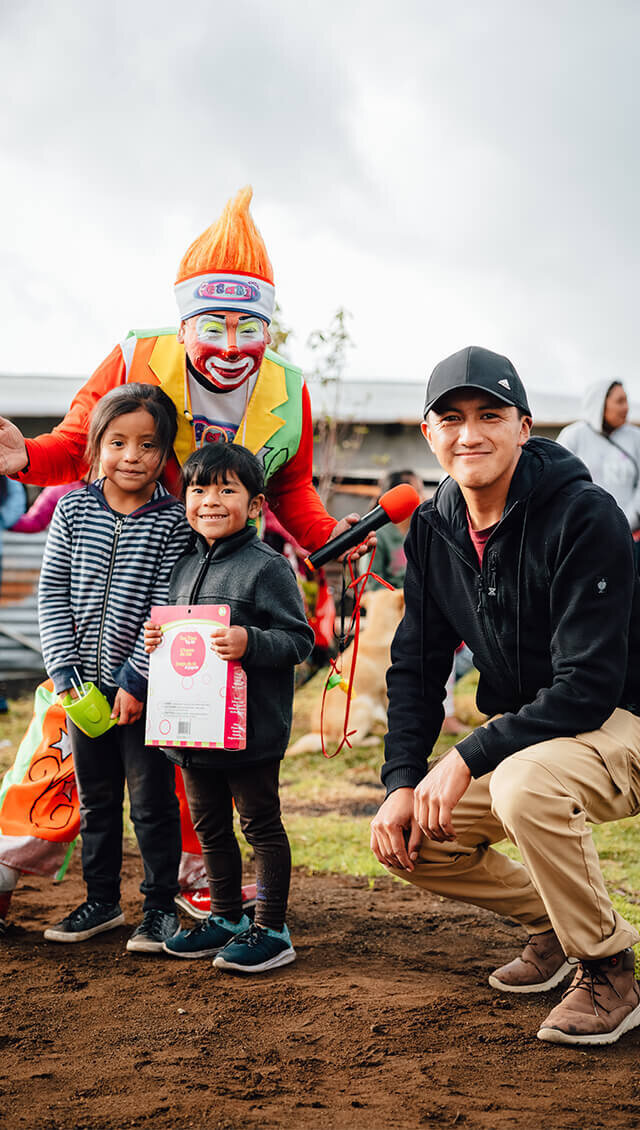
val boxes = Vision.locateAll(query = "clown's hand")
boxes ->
[328,514,377,562]
[0,417,28,476]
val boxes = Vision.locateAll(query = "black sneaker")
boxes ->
[44,900,124,942]
[126,909,180,954]
[213,923,296,973]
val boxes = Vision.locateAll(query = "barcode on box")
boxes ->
[177,721,191,736]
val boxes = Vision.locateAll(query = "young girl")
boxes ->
[40,384,192,952]
[144,443,314,973]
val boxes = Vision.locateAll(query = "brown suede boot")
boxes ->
[537,948,640,1046]
[489,929,572,993]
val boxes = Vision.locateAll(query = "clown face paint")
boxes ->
[179,311,269,392]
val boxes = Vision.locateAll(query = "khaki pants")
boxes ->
[390,708,640,959]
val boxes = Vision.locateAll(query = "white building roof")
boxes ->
[1,371,637,428]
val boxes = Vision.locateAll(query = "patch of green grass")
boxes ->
[4,687,640,938]
[285,812,386,877]
[0,694,37,777]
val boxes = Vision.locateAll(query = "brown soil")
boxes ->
[2,856,639,1130]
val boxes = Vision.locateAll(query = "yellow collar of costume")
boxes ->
[148,335,287,466]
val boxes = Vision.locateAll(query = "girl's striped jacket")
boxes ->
[38,480,191,701]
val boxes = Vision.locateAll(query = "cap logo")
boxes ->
[195,279,261,303]
[498,379,511,390]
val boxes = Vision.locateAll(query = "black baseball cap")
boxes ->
[423,346,532,417]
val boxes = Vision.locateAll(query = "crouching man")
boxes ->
[370,346,640,1046]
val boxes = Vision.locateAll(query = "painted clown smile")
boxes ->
[204,355,257,387]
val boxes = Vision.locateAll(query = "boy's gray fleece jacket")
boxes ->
[38,481,191,700]
[164,525,314,770]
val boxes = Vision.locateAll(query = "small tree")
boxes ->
[268,302,293,358]
[307,308,366,504]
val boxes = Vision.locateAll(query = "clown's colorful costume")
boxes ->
[0,189,335,928]
[12,333,333,550]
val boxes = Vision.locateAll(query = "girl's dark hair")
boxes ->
[606,380,624,399]
[85,383,178,475]
[182,443,264,499]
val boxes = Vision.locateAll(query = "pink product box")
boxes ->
[145,604,246,750]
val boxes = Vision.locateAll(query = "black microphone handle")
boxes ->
[306,505,389,570]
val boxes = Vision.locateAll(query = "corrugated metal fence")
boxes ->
[0,530,47,678]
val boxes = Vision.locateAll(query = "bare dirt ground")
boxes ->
[2,854,640,1130]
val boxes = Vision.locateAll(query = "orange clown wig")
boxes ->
[174,187,275,324]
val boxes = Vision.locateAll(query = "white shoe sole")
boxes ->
[213,945,296,974]
[489,960,573,993]
[537,1000,640,1046]
[161,941,224,959]
[126,934,178,954]
[44,912,125,942]
[174,894,209,921]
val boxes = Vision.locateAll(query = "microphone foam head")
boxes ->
[378,483,421,523]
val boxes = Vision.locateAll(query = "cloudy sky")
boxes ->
[1,0,639,401]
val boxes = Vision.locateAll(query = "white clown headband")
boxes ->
[174,272,275,325]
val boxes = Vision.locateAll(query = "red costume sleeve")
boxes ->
[267,382,337,552]
[15,346,127,486]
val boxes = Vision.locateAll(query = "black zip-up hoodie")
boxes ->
[382,436,640,794]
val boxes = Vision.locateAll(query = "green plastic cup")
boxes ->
[60,682,117,738]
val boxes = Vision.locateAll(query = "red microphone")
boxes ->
[305,483,421,570]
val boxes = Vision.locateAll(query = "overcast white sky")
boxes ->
[1,0,639,400]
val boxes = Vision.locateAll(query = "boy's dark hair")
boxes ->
[86,383,178,474]
[182,442,265,498]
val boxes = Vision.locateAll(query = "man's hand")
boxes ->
[328,514,377,562]
[0,417,28,475]
[370,787,423,871]
[413,749,472,843]
[144,620,163,653]
[111,688,144,726]
[211,625,248,660]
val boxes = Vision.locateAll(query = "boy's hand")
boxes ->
[144,620,163,653]
[111,688,144,725]
[210,626,248,660]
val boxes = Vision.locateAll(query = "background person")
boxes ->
[0,475,26,713]
[370,346,640,1048]
[557,380,640,534]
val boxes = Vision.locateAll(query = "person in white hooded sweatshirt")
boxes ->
[557,381,640,534]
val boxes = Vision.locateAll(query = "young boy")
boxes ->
[145,443,314,973]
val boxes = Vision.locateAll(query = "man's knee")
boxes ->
[489,741,577,827]
[490,750,551,826]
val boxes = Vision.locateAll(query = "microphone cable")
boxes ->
[319,546,394,760]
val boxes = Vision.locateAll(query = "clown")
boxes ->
[0,188,361,932]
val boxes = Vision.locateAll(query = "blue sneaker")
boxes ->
[162,913,251,959]
[213,923,296,973]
